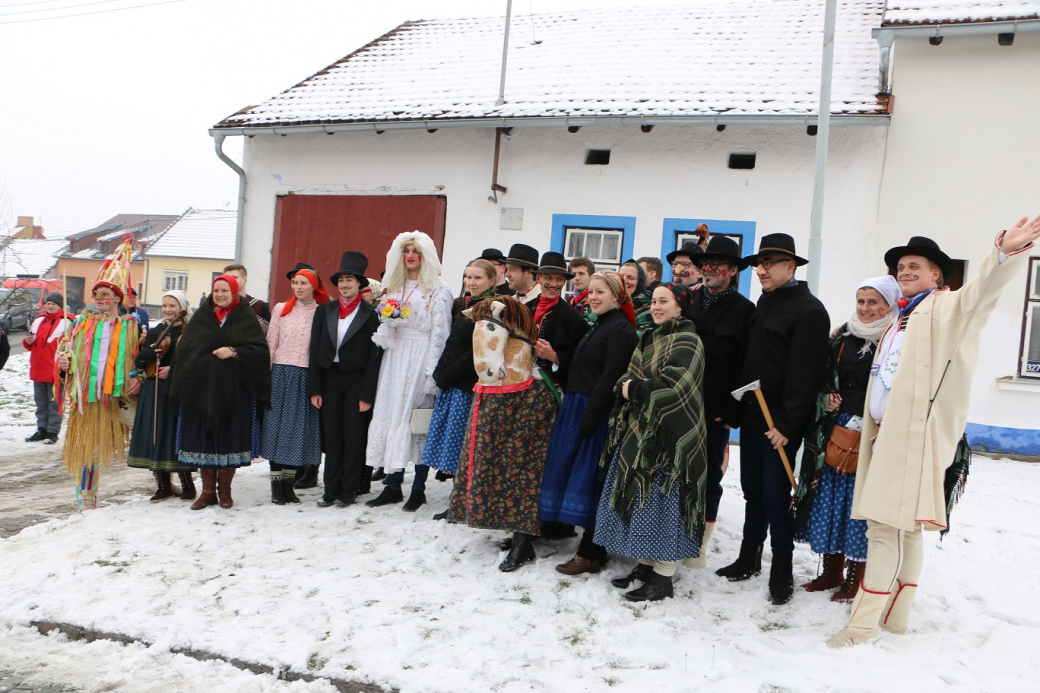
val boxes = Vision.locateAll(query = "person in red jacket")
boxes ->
[24,292,74,444]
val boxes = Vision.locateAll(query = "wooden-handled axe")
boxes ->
[731,379,797,489]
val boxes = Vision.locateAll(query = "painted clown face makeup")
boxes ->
[402,244,422,268]
[896,255,941,297]
[538,273,567,300]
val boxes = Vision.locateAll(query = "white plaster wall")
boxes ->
[875,33,1040,430]
[239,122,888,328]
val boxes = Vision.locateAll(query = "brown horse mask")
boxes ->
[466,297,536,387]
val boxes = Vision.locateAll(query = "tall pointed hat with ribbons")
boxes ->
[92,235,136,305]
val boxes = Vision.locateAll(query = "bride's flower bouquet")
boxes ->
[377,297,410,324]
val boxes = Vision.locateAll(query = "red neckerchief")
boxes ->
[533,295,560,326]
[569,288,589,309]
[339,294,363,319]
[620,301,637,326]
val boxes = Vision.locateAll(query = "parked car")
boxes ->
[0,289,38,332]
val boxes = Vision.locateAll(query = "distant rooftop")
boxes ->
[60,214,181,261]
[883,1,1040,25]
[0,239,68,278]
[144,209,236,261]
[216,0,888,132]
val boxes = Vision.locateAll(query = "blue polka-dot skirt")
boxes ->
[422,387,473,474]
[539,392,609,528]
[803,455,868,561]
[259,364,321,468]
[593,449,701,562]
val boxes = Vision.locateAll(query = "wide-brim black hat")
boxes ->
[743,233,808,267]
[479,248,507,264]
[504,243,539,269]
[330,251,370,288]
[884,236,955,281]
[666,242,704,265]
[286,262,315,281]
[533,251,574,279]
[695,236,747,270]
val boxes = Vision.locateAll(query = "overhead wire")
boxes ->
[0,0,184,23]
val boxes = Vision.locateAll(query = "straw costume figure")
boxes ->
[56,236,142,507]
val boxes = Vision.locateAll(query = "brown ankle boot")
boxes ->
[832,560,866,603]
[216,468,236,508]
[150,472,175,502]
[191,469,218,510]
[178,472,197,500]
[802,552,845,592]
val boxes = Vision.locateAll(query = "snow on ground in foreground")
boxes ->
[0,351,39,456]
[0,348,1037,692]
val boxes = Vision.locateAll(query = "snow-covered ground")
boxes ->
[2,352,1039,692]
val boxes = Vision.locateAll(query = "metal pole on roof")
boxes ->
[806,0,838,295]
[496,0,514,106]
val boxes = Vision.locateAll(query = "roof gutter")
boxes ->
[212,132,246,263]
[209,113,888,138]
[873,19,1040,94]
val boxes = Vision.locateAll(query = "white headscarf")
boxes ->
[162,289,193,320]
[858,275,901,310]
[845,275,899,354]
[383,231,443,295]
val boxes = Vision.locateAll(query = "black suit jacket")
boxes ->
[687,289,756,428]
[525,297,589,387]
[309,300,382,403]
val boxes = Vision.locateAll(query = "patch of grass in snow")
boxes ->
[603,677,620,687]
[519,593,532,605]
[402,604,423,613]
[555,580,571,593]
[92,559,131,573]
[759,620,790,632]
[307,654,328,671]
[421,627,436,640]
[363,599,379,607]
[564,631,585,646]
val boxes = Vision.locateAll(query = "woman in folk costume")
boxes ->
[828,217,1040,648]
[127,290,196,502]
[260,266,331,505]
[168,274,270,510]
[541,271,638,575]
[56,238,142,507]
[447,296,560,572]
[422,258,499,519]
[792,275,899,602]
[594,283,709,602]
[24,292,75,445]
[365,231,453,511]
[309,252,383,507]
[619,260,655,335]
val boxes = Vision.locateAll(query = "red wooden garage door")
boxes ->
[269,194,447,303]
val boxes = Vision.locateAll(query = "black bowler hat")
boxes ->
[666,242,704,265]
[479,248,507,264]
[286,262,315,281]
[884,236,955,281]
[504,243,539,269]
[329,251,370,287]
[533,251,574,279]
[743,233,808,267]
[695,236,747,270]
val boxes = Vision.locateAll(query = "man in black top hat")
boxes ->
[828,215,1040,648]
[504,243,541,303]
[527,251,588,389]
[683,236,756,568]
[478,248,511,295]
[666,242,704,287]
[716,232,829,606]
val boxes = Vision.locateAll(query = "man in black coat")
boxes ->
[685,237,756,567]
[525,252,589,389]
[309,251,382,507]
[716,233,829,606]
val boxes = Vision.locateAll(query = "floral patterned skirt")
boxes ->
[447,379,558,535]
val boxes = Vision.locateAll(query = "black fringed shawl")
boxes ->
[600,316,708,539]
[168,299,271,431]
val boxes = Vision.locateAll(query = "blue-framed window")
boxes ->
[551,214,636,272]
[661,218,757,299]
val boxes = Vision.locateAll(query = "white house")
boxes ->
[210,0,1039,455]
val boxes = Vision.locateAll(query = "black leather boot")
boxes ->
[25,428,47,442]
[498,533,535,572]
[281,475,301,504]
[293,465,319,489]
[270,473,286,505]
[623,571,674,602]
[716,539,764,582]
[768,551,794,605]
[364,486,404,507]
[611,563,653,589]
[370,467,386,482]
[402,489,426,512]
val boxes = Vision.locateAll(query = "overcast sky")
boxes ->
[0,0,694,237]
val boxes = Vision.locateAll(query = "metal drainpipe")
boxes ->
[212,132,247,263]
[806,0,837,295]
[875,31,895,95]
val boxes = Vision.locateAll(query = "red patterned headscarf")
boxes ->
[281,268,332,316]
[211,274,241,323]
[591,270,636,325]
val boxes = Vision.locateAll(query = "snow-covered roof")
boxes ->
[883,1,1040,25]
[0,239,67,278]
[60,214,181,262]
[144,209,236,260]
[216,0,888,130]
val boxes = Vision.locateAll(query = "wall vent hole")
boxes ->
[585,149,611,165]
[728,153,757,169]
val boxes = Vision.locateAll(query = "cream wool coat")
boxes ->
[852,242,1030,532]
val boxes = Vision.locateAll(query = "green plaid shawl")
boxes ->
[600,316,708,539]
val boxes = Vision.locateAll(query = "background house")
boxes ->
[142,208,237,310]
[54,214,180,306]
[871,1,1040,455]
